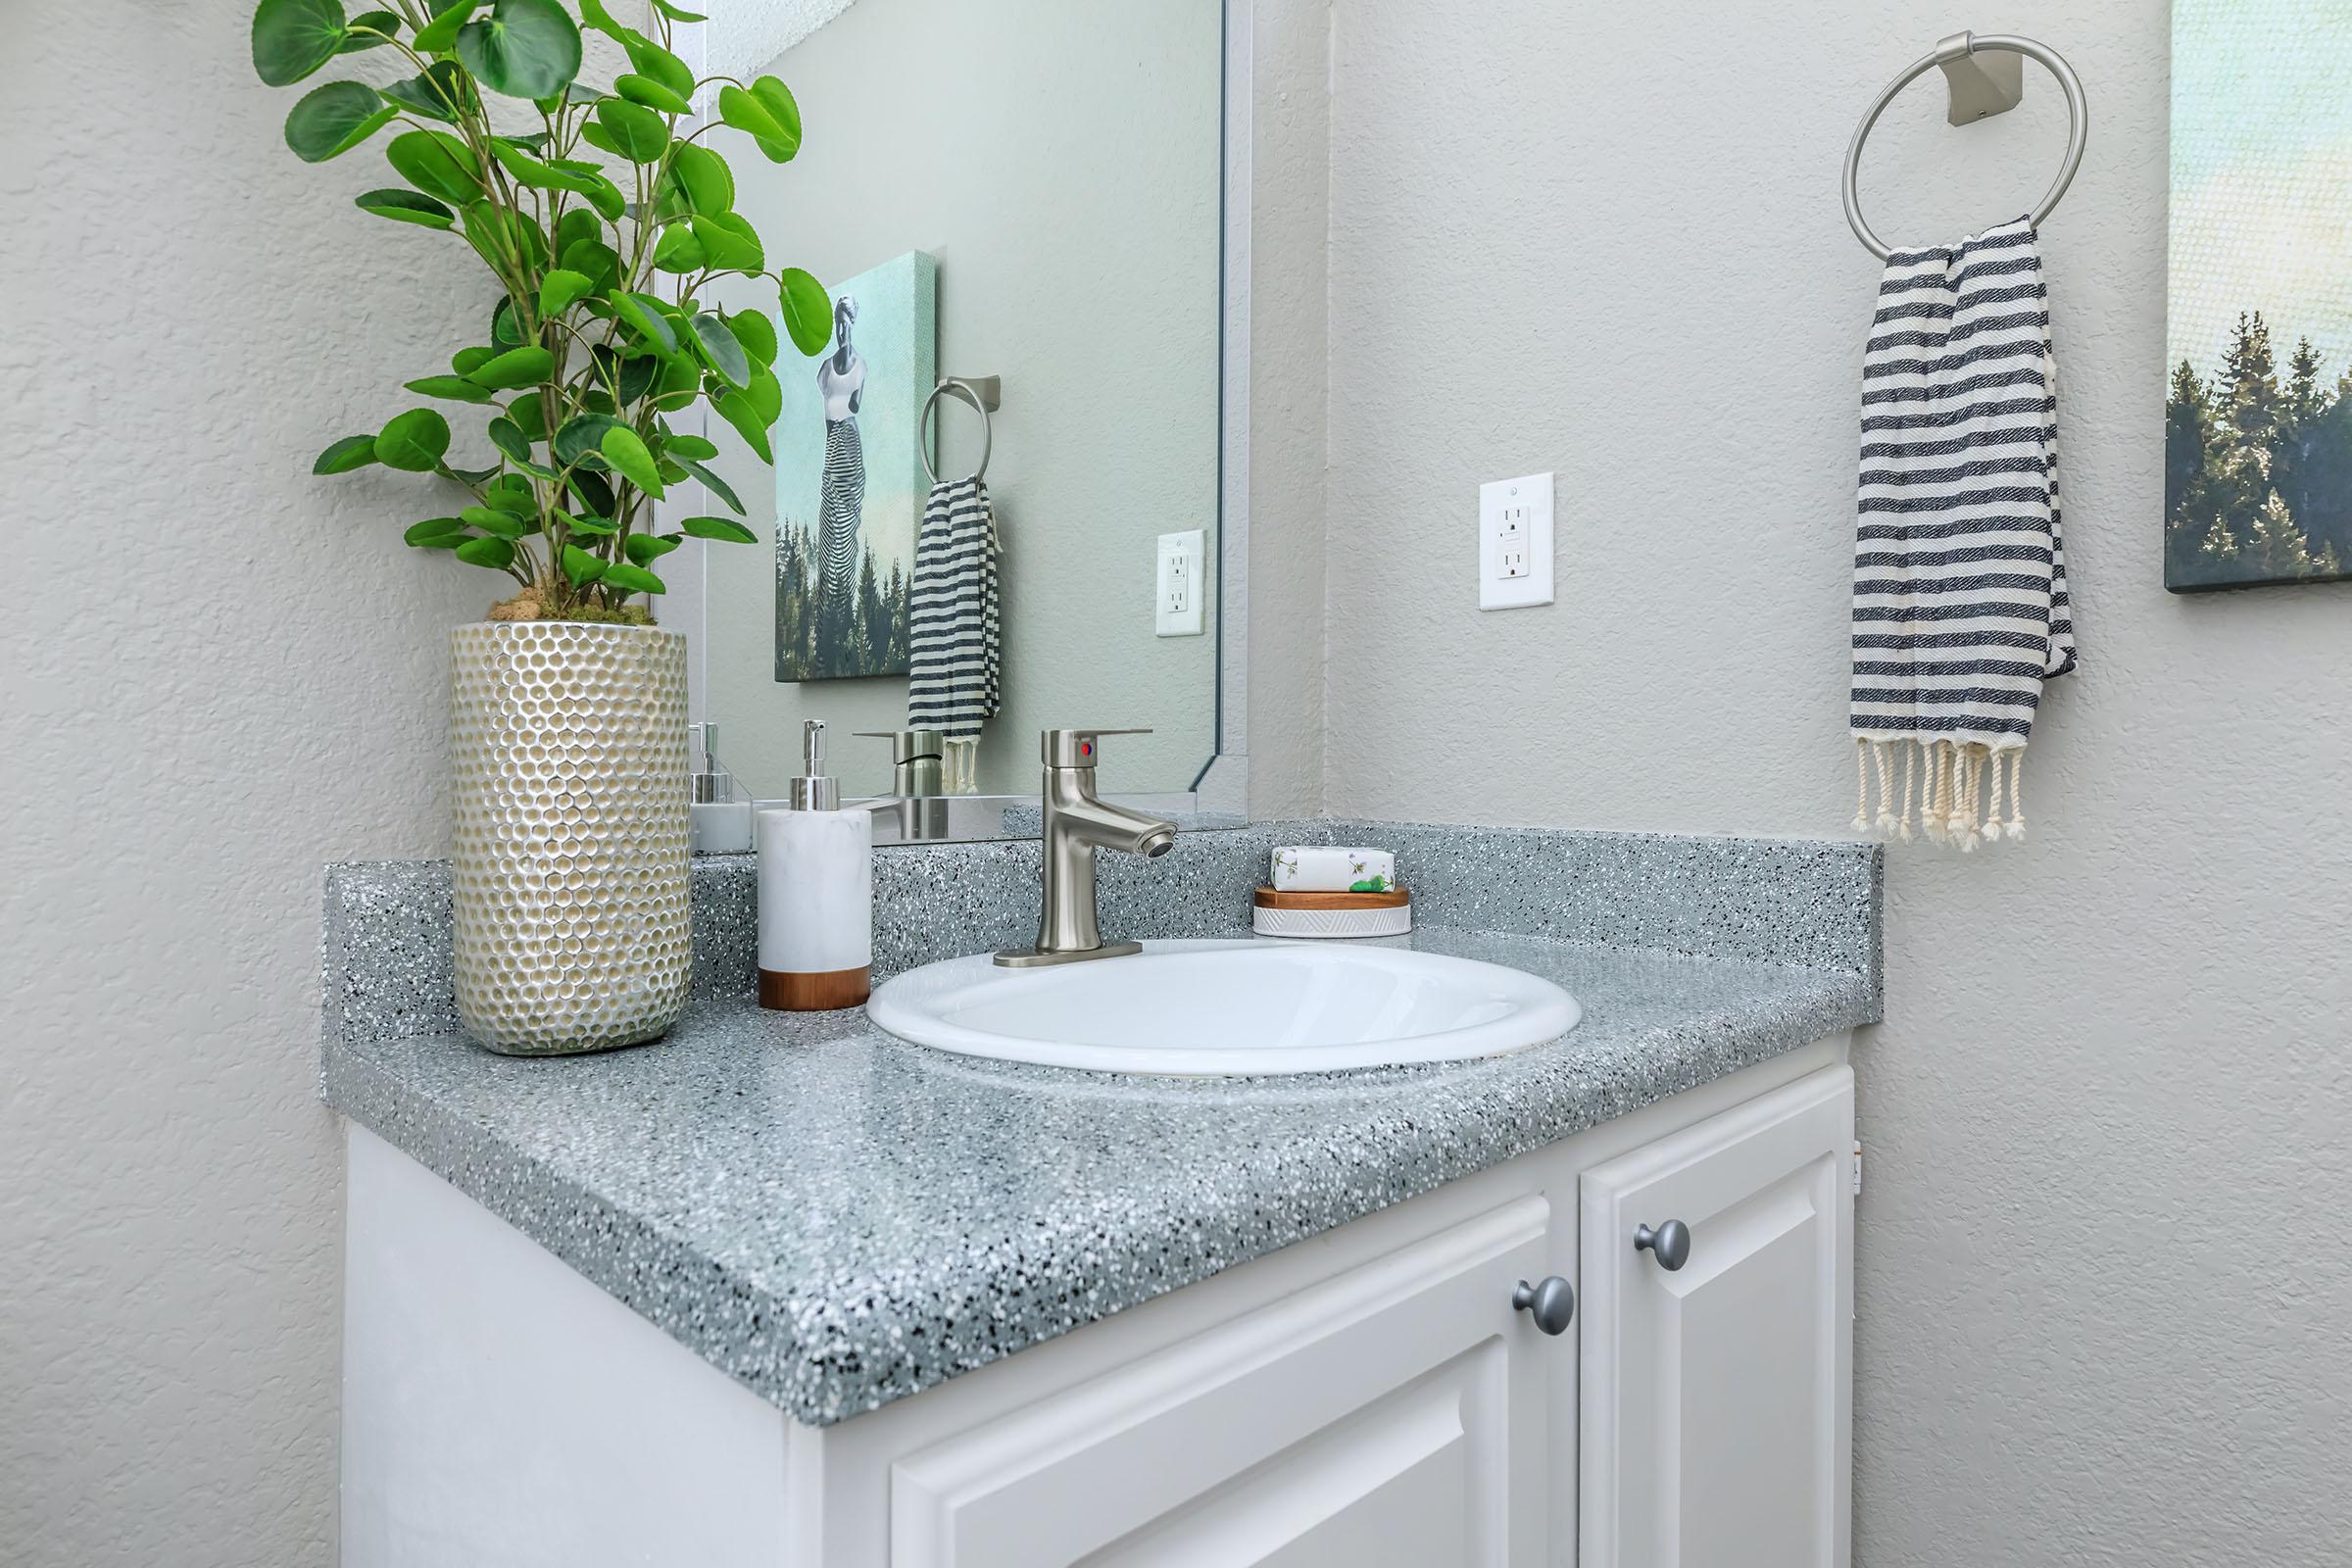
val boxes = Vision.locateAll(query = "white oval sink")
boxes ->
[866,939,1580,1076]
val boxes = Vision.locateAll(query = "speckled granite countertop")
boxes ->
[321,818,1879,1426]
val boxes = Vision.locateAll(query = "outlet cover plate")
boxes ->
[1155,528,1206,636]
[1478,471,1555,610]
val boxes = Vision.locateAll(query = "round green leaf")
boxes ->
[455,535,517,569]
[575,0,631,43]
[484,472,536,511]
[667,143,735,217]
[689,312,750,390]
[776,268,831,356]
[488,137,584,193]
[375,408,452,471]
[506,391,548,441]
[715,392,772,463]
[466,345,554,390]
[572,168,626,221]
[749,76,802,157]
[653,223,705,273]
[491,298,524,346]
[453,0,580,98]
[403,374,496,403]
[746,363,782,425]
[380,61,469,121]
[680,514,758,545]
[557,507,616,535]
[593,97,670,163]
[410,0,481,51]
[611,292,679,356]
[553,413,623,468]
[716,83,793,161]
[621,32,694,96]
[461,506,531,538]
[624,533,682,564]
[338,9,400,50]
[615,74,691,115]
[600,561,667,596]
[561,543,607,585]
[354,187,455,228]
[538,269,594,317]
[385,129,482,203]
[599,425,663,498]
[723,309,777,369]
[404,516,469,545]
[315,434,380,474]
[673,455,743,512]
[662,431,717,462]
[689,213,762,272]
[284,80,392,161]
[253,0,347,86]
[485,417,534,466]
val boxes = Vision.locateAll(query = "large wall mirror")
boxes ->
[683,0,1237,836]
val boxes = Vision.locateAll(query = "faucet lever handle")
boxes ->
[1042,727,1152,768]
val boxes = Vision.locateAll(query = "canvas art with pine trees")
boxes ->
[2166,0,2352,590]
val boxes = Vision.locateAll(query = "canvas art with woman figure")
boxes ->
[774,252,933,680]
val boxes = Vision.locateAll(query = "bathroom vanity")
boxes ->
[322,820,1878,1567]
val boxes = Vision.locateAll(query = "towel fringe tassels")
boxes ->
[1851,737,2033,849]
[1987,749,2011,845]
[1919,741,1943,845]
[1897,742,1916,842]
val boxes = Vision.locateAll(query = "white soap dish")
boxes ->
[1250,886,1412,940]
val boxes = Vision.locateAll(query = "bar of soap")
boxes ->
[1271,846,1396,893]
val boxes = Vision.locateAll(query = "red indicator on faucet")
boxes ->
[1081,741,1094,758]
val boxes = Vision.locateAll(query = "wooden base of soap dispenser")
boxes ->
[759,964,872,1011]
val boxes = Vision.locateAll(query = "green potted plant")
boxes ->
[254,0,829,1053]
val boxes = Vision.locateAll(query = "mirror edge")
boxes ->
[1196,0,1252,818]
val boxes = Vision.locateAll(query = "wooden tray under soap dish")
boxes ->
[1252,886,1410,910]
[1251,884,1412,938]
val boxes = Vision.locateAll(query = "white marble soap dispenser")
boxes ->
[757,720,873,1010]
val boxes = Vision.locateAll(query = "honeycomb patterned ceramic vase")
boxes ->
[449,621,692,1054]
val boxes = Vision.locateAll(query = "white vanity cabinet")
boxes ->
[1578,1067,1855,1568]
[341,1046,1855,1568]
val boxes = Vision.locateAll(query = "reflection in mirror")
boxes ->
[697,0,1224,828]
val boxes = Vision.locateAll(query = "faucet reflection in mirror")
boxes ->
[996,729,1178,968]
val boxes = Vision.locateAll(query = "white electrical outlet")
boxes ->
[1478,471,1555,610]
[1155,528,1205,636]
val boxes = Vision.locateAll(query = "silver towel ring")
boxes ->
[1842,31,2088,262]
[920,375,1001,484]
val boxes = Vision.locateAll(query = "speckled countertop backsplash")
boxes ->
[320,818,1880,1426]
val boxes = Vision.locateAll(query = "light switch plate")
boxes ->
[1155,528,1205,636]
[1478,471,1554,610]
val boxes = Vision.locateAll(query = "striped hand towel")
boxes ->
[1850,218,2077,850]
[906,475,1001,740]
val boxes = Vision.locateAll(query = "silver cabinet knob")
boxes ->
[1511,1276,1575,1335]
[1634,1219,1690,1271]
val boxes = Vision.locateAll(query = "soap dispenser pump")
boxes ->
[688,722,754,854]
[757,720,873,1010]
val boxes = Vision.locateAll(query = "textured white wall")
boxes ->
[0,2,619,1562]
[702,0,1223,802]
[1300,0,2352,1560]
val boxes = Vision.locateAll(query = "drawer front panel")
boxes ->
[891,1196,1556,1568]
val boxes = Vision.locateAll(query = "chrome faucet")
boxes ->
[995,728,1177,967]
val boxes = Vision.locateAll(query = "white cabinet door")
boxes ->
[890,1196,1557,1568]
[1578,1067,1853,1568]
